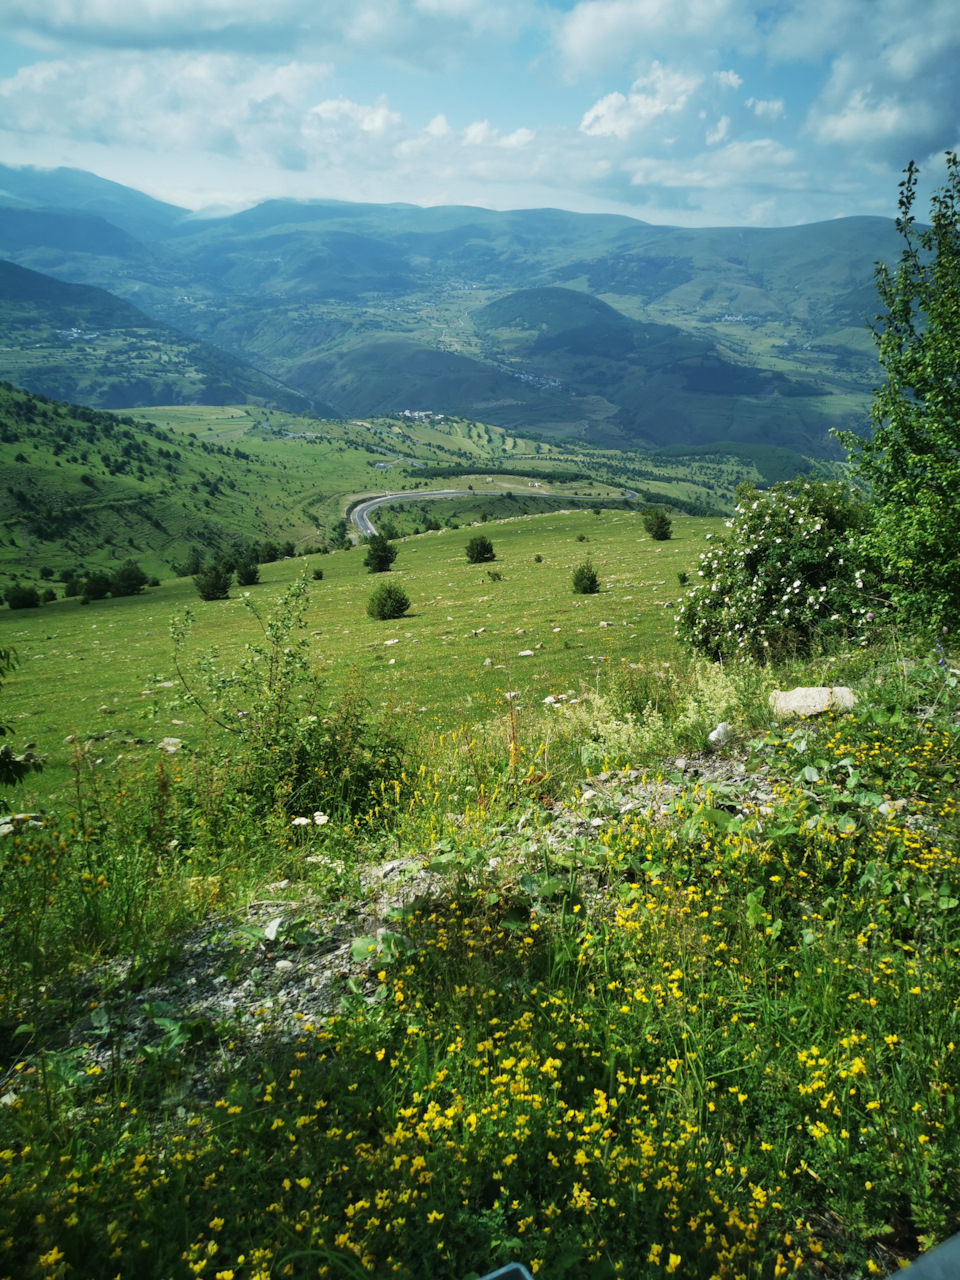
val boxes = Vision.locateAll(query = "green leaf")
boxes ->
[350,935,379,962]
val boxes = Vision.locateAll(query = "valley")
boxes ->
[0,164,897,458]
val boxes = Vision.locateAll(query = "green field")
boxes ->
[3,488,960,1278]
[1,507,717,795]
[1,384,777,596]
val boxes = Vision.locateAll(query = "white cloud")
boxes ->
[0,0,536,68]
[464,119,498,145]
[714,69,742,90]
[705,115,729,145]
[746,97,784,120]
[500,127,535,148]
[309,98,402,134]
[556,0,754,75]
[580,61,700,139]
[626,137,799,190]
[0,52,329,160]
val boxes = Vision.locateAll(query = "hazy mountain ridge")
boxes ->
[0,164,900,452]
[0,259,311,411]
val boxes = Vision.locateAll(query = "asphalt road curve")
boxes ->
[349,490,476,537]
[349,486,639,538]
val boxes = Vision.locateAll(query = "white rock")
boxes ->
[483,657,493,666]
[158,737,182,754]
[769,686,856,718]
[384,638,399,646]
[708,722,732,745]
[275,959,294,972]
[519,649,534,657]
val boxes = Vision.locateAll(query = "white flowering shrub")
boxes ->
[675,481,881,662]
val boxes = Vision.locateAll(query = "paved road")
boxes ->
[349,484,640,539]
[349,489,476,537]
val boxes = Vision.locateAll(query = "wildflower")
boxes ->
[291,817,311,827]
[313,812,329,825]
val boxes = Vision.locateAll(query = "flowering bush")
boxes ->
[675,480,881,661]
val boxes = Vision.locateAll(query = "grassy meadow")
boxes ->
[1,507,712,794]
[2,500,960,1280]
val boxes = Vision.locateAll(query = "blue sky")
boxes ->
[0,0,957,226]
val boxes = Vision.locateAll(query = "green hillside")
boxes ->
[0,259,308,411]
[0,166,898,456]
[1,381,800,598]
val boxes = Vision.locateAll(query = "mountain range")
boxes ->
[0,162,902,454]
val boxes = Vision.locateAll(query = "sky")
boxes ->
[0,0,957,227]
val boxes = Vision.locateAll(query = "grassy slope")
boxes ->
[0,258,307,411]
[0,384,771,592]
[0,507,718,794]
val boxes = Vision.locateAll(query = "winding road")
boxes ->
[350,489,476,537]
[349,484,640,538]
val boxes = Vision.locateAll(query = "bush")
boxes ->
[466,534,495,563]
[193,563,232,602]
[171,576,409,820]
[364,534,398,574]
[312,568,324,581]
[110,560,148,597]
[643,509,673,540]
[572,561,600,595]
[675,481,878,662]
[174,547,203,577]
[236,560,260,587]
[63,579,81,598]
[367,582,410,620]
[80,571,111,603]
[5,584,41,609]
[533,554,543,563]
[40,587,57,604]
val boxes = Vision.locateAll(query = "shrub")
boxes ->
[487,569,502,582]
[193,563,232,602]
[367,581,410,620]
[80,571,111,603]
[576,533,588,543]
[675,481,878,662]
[643,509,673,540]
[465,534,495,564]
[171,577,410,820]
[364,534,398,574]
[174,547,203,577]
[147,577,161,588]
[110,560,148,596]
[533,554,543,563]
[5,584,41,609]
[40,587,57,604]
[63,579,81,598]
[236,560,260,587]
[312,568,324,581]
[572,561,600,594]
